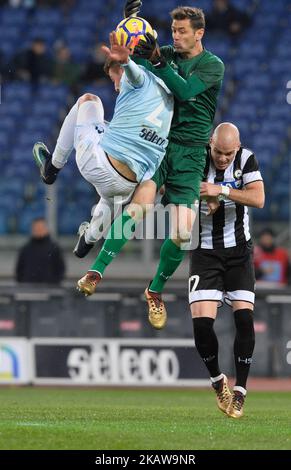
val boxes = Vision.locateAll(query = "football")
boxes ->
[115,16,154,49]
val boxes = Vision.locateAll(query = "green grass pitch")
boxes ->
[0,388,290,450]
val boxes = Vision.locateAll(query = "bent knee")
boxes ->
[79,93,100,105]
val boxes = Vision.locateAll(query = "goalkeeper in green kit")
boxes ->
[77,1,225,330]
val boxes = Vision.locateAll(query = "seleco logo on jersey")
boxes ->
[139,128,166,147]
[0,345,19,380]
[67,344,179,384]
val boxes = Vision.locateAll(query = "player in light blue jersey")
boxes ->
[101,57,174,183]
[33,32,173,258]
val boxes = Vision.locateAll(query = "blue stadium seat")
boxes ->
[239,42,267,59]
[232,0,255,8]
[1,7,27,25]
[27,26,57,45]
[260,120,286,138]
[204,37,230,56]
[269,59,291,75]
[236,89,265,104]
[58,207,83,234]
[0,191,24,220]
[241,74,270,90]
[37,84,69,102]
[17,132,47,149]
[69,12,97,29]
[33,8,62,26]
[68,43,90,62]
[253,134,281,150]
[0,131,9,150]
[76,0,104,12]
[32,101,62,117]
[260,0,285,13]
[268,106,290,120]
[0,25,21,42]
[0,40,18,58]
[1,178,24,195]
[0,0,288,234]
[64,27,94,44]
[228,102,258,120]
[3,83,31,102]
[233,59,261,78]
[277,205,289,222]
[25,116,55,133]
[11,147,34,163]
[251,147,275,164]
[253,15,278,29]
[0,100,25,117]
[18,206,46,234]
[245,29,272,46]
[4,162,36,179]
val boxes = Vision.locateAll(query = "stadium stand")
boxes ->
[0,0,290,234]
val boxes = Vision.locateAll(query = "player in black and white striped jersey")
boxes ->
[200,135,263,250]
[189,122,265,418]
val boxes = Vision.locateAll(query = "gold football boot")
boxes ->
[212,374,232,414]
[227,391,245,419]
[77,271,101,296]
[144,288,167,330]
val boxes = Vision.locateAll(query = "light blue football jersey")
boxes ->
[100,62,174,182]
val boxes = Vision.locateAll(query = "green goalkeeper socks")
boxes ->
[149,238,185,293]
[90,212,136,276]
[90,214,185,290]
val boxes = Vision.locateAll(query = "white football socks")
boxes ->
[52,101,79,169]
[52,97,105,169]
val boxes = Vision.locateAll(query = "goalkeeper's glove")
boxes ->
[134,33,166,68]
[124,0,142,18]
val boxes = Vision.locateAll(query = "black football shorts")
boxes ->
[189,240,255,307]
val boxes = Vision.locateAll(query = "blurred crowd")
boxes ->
[254,229,291,288]
[0,0,76,12]
[0,0,252,93]
[1,37,108,91]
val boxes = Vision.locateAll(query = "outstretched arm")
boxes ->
[134,35,225,101]
[101,32,145,88]
[122,58,145,88]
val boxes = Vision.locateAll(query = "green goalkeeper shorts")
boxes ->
[152,141,207,207]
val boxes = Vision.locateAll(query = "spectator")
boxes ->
[206,0,251,37]
[81,44,108,85]
[52,45,81,89]
[0,49,6,78]
[254,228,291,287]
[8,0,35,8]
[16,218,65,284]
[12,38,53,85]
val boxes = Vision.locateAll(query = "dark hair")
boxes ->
[170,6,205,30]
[103,58,121,75]
[32,37,45,44]
[259,228,275,238]
[32,217,46,224]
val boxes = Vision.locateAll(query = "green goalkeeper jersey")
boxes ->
[135,47,224,146]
